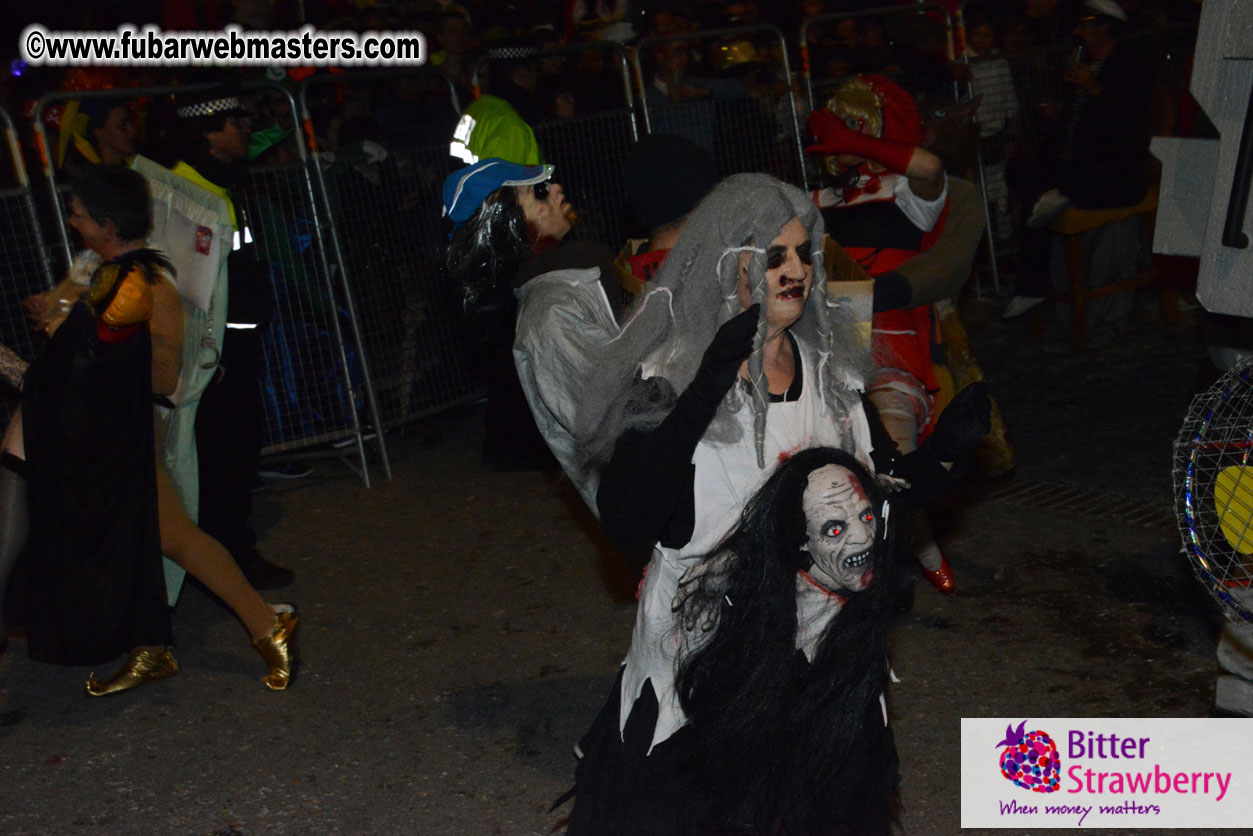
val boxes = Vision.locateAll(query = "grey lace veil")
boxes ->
[576,172,867,471]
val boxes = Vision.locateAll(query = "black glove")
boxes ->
[872,271,912,313]
[927,381,992,462]
[598,305,759,557]
[687,304,759,407]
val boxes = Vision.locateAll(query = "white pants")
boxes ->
[1216,588,1253,716]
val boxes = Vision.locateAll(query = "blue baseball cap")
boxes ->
[442,158,554,225]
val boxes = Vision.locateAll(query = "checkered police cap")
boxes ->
[173,81,251,121]
[176,96,248,118]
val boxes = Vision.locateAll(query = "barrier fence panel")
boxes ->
[965,52,1018,247]
[534,109,640,250]
[634,26,806,190]
[239,160,369,457]
[299,69,482,440]
[0,106,56,426]
[471,40,640,246]
[247,80,383,481]
[28,83,379,484]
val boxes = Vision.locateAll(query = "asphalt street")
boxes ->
[1,290,1246,835]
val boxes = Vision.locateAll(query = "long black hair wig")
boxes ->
[675,446,903,835]
[443,185,532,336]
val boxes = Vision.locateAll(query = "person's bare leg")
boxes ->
[3,405,24,459]
[155,460,274,639]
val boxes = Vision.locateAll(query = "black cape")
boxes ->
[20,301,170,665]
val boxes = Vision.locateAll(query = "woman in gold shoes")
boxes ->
[0,164,296,695]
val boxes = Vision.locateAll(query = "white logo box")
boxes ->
[960,718,1253,828]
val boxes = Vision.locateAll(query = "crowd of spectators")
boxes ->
[2,0,1201,163]
[0,0,1206,387]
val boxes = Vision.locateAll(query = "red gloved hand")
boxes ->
[806,108,916,175]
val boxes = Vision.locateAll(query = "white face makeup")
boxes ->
[736,216,813,331]
[799,464,877,592]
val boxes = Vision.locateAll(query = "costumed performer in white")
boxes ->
[565,173,990,833]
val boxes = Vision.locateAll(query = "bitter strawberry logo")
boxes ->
[996,720,1061,793]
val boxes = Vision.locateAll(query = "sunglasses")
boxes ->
[533,181,551,200]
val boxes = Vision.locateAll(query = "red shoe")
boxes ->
[919,551,956,595]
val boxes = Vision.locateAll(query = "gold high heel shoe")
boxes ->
[85,646,179,697]
[253,605,299,690]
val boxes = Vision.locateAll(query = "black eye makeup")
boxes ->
[533,181,550,200]
[765,241,813,269]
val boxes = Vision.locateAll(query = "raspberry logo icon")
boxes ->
[996,720,1061,793]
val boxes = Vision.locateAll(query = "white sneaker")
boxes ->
[1002,295,1045,319]
[1026,188,1072,229]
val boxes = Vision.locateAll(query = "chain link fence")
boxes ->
[634,25,806,190]
[474,40,640,244]
[300,70,480,438]
[28,83,382,483]
[0,106,55,426]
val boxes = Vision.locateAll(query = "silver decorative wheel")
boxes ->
[1174,357,1253,622]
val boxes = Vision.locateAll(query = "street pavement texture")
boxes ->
[0,294,1242,835]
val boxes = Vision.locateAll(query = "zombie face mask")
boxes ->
[799,463,877,592]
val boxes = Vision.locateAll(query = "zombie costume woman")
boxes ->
[444,158,619,471]
[566,173,989,832]
[569,174,878,833]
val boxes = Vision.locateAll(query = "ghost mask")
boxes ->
[799,463,877,593]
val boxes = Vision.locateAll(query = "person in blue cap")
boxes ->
[444,158,570,318]
[443,158,619,470]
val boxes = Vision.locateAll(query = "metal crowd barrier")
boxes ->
[468,40,640,245]
[633,25,807,191]
[529,42,639,246]
[28,82,383,485]
[1,14,1201,466]
[0,106,56,426]
[535,108,640,248]
[298,69,481,440]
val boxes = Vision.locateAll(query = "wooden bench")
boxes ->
[1044,183,1180,351]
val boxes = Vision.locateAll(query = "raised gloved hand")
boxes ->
[687,304,760,407]
[806,108,917,175]
[927,381,992,463]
